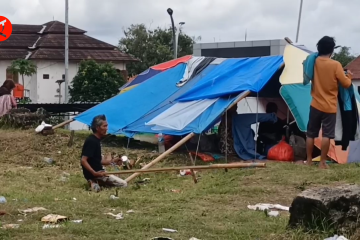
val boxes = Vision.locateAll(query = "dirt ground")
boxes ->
[0,129,359,240]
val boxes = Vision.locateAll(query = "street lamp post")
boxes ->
[175,22,185,58]
[167,8,176,59]
[65,0,69,102]
[295,0,303,43]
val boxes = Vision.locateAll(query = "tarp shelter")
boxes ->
[119,55,192,93]
[75,55,284,141]
[279,43,360,164]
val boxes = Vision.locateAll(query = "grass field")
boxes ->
[0,129,359,240]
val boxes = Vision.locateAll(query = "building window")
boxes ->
[43,74,50,79]
[6,67,19,83]
[62,74,65,80]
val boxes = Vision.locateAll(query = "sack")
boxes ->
[267,138,294,162]
[302,52,318,85]
[289,135,306,160]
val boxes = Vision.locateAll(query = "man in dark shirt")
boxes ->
[81,114,127,192]
[258,102,286,154]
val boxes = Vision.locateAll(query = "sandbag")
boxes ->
[267,138,294,161]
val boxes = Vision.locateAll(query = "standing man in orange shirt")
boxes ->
[306,36,352,169]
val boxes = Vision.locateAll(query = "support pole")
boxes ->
[64,0,69,103]
[52,119,74,130]
[125,132,195,182]
[109,162,266,175]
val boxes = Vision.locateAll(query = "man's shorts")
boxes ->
[307,106,336,139]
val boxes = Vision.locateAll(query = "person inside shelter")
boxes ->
[80,114,127,192]
[257,102,287,155]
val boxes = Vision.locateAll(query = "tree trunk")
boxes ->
[21,74,25,97]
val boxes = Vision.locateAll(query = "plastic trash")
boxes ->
[0,196,7,204]
[157,133,165,153]
[324,235,348,240]
[2,224,20,229]
[35,121,52,133]
[105,212,123,220]
[44,157,54,165]
[162,228,178,233]
[110,195,119,200]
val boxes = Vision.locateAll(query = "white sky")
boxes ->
[2,0,359,55]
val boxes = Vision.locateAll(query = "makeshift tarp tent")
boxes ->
[75,55,284,139]
[279,43,360,164]
[119,55,192,93]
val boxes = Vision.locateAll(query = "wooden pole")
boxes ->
[125,132,195,182]
[284,37,293,44]
[53,119,74,130]
[226,90,250,112]
[109,162,266,175]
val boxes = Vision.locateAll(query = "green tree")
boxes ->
[332,46,357,67]
[69,60,125,103]
[9,59,37,93]
[119,24,199,76]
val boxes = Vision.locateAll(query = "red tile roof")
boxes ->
[31,49,135,61]
[345,56,360,80]
[0,21,137,62]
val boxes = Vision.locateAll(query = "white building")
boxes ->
[0,21,136,103]
[193,39,287,58]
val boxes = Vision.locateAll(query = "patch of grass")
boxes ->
[0,129,360,239]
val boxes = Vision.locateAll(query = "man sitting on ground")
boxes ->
[81,114,127,192]
[306,36,352,169]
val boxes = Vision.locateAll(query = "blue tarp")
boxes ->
[232,113,277,160]
[75,64,186,134]
[178,56,284,101]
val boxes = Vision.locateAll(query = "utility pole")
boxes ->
[295,0,303,43]
[64,0,69,103]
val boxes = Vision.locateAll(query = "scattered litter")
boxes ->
[151,238,173,240]
[2,224,20,229]
[0,211,7,215]
[35,121,52,133]
[179,169,192,176]
[41,214,68,223]
[110,195,119,200]
[126,210,135,214]
[42,224,62,229]
[135,178,150,184]
[72,198,77,201]
[0,196,7,204]
[324,235,349,240]
[265,210,280,217]
[71,220,83,224]
[17,219,23,222]
[162,228,178,233]
[170,189,181,193]
[247,203,289,212]
[58,151,62,154]
[105,212,123,220]
[43,157,54,165]
[20,207,47,214]
[189,238,201,240]
[59,176,68,182]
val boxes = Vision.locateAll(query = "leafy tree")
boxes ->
[9,59,37,92]
[332,46,357,67]
[119,24,199,76]
[69,60,125,103]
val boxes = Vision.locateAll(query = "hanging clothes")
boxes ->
[232,113,277,160]
[0,95,17,117]
[335,85,359,150]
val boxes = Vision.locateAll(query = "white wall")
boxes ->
[0,60,32,95]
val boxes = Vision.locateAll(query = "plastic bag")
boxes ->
[267,138,294,162]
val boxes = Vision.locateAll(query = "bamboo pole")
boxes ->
[125,132,195,182]
[52,119,74,130]
[109,162,266,175]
